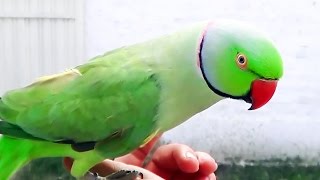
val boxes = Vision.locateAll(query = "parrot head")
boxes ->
[199,20,283,110]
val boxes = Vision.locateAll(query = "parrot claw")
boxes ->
[83,172,104,180]
[105,170,143,180]
[82,170,143,180]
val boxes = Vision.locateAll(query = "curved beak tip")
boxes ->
[248,79,278,110]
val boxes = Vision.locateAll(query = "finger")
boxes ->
[152,143,199,173]
[115,134,162,166]
[194,173,217,180]
[63,157,73,171]
[198,173,217,180]
[89,159,118,176]
[209,173,217,180]
[195,151,218,175]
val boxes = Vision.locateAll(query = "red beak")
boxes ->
[249,79,278,110]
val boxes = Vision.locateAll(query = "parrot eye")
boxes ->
[236,53,248,69]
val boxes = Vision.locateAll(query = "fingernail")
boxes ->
[185,151,197,159]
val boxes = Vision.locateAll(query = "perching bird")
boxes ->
[0,20,283,179]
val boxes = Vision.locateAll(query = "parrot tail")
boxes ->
[0,120,58,179]
[0,99,77,179]
[0,98,31,179]
[0,135,32,179]
[0,134,77,180]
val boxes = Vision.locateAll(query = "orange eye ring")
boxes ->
[236,53,248,69]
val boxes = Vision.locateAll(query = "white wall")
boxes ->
[0,0,85,93]
[85,0,320,164]
[0,0,318,165]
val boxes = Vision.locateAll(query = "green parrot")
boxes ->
[0,20,283,179]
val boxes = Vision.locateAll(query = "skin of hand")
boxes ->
[64,135,218,180]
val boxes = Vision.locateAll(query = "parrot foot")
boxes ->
[83,172,104,180]
[83,170,143,180]
[106,170,143,180]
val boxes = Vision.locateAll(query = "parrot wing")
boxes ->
[0,121,44,141]
[0,55,161,144]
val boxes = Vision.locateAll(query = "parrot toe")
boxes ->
[82,170,143,180]
[105,170,143,180]
[82,172,103,180]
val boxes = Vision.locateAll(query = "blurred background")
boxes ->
[1,0,319,179]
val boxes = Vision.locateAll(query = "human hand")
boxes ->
[64,135,218,180]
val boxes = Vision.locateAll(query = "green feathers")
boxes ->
[200,20,283,98]
[1,57,161,143]
[0,121,43,141]
[0,20,283,178]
